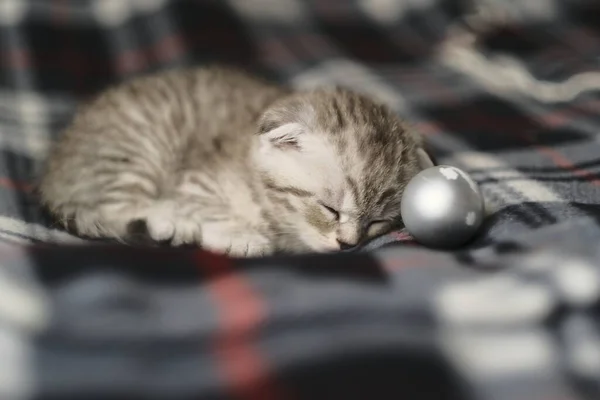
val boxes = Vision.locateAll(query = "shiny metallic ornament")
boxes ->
[400,165,484,248]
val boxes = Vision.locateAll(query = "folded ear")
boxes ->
[259,122,305,151]
[416,147,435,170]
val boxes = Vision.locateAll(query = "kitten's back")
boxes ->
[38,66,286,241]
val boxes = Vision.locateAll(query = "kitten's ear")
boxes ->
[416,147,435,170]
[260,122,305,151]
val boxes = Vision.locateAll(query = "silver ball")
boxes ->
[400,165,484,248]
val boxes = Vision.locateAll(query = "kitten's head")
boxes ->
[254,88,434,253]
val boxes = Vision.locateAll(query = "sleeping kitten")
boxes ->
[39,65,432,256]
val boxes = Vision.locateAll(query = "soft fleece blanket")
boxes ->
[0,1,599,399]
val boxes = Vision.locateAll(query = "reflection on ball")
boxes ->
[400,165,484,248]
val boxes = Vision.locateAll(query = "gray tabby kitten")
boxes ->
[39,65,432,256]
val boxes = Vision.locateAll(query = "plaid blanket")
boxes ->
[0,0,599,399]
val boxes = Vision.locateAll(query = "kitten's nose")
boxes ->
[337,239,358,251]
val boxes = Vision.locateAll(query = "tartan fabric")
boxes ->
[3,222,600,400]
[0,0,599,398]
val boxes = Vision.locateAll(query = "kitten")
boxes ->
[38,65,432,257]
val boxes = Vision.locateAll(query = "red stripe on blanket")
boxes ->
[51,0,70,24]
[0,49,31,69]
[532,144,600,186]
[0,177,32,192]
[116,33,186,75]
[420,98,600,185]
[257,37,301,69]
[196,250,286,400]
[154,34,186,64]
[510,104,600,186]
[415,121,442,136]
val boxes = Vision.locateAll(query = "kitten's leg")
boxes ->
[61,192,272,255]
[61,198,200,246]
[162,173,274,256]
[61,188,250,252]
[141,198,272,256]
[59,200,153,244]
[199,220,272,257]
[45,179,198,246]
[62,173,272,255]
[139,200,203,246]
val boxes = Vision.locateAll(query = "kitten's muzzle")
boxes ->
[337,239,358,251]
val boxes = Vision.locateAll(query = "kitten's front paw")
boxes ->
[201,224,272,257]
[144,202,202,246]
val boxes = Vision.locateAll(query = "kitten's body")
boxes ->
[39,65,429,256]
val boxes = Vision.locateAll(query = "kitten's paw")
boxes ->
[229,235,272,257]
[169,219,203,246]
[201,223,272,257]
[146,215,176,242]
[143,201,202,246]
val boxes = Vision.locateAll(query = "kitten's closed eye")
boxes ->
[366,220,392,238]
[319,202,340,220]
